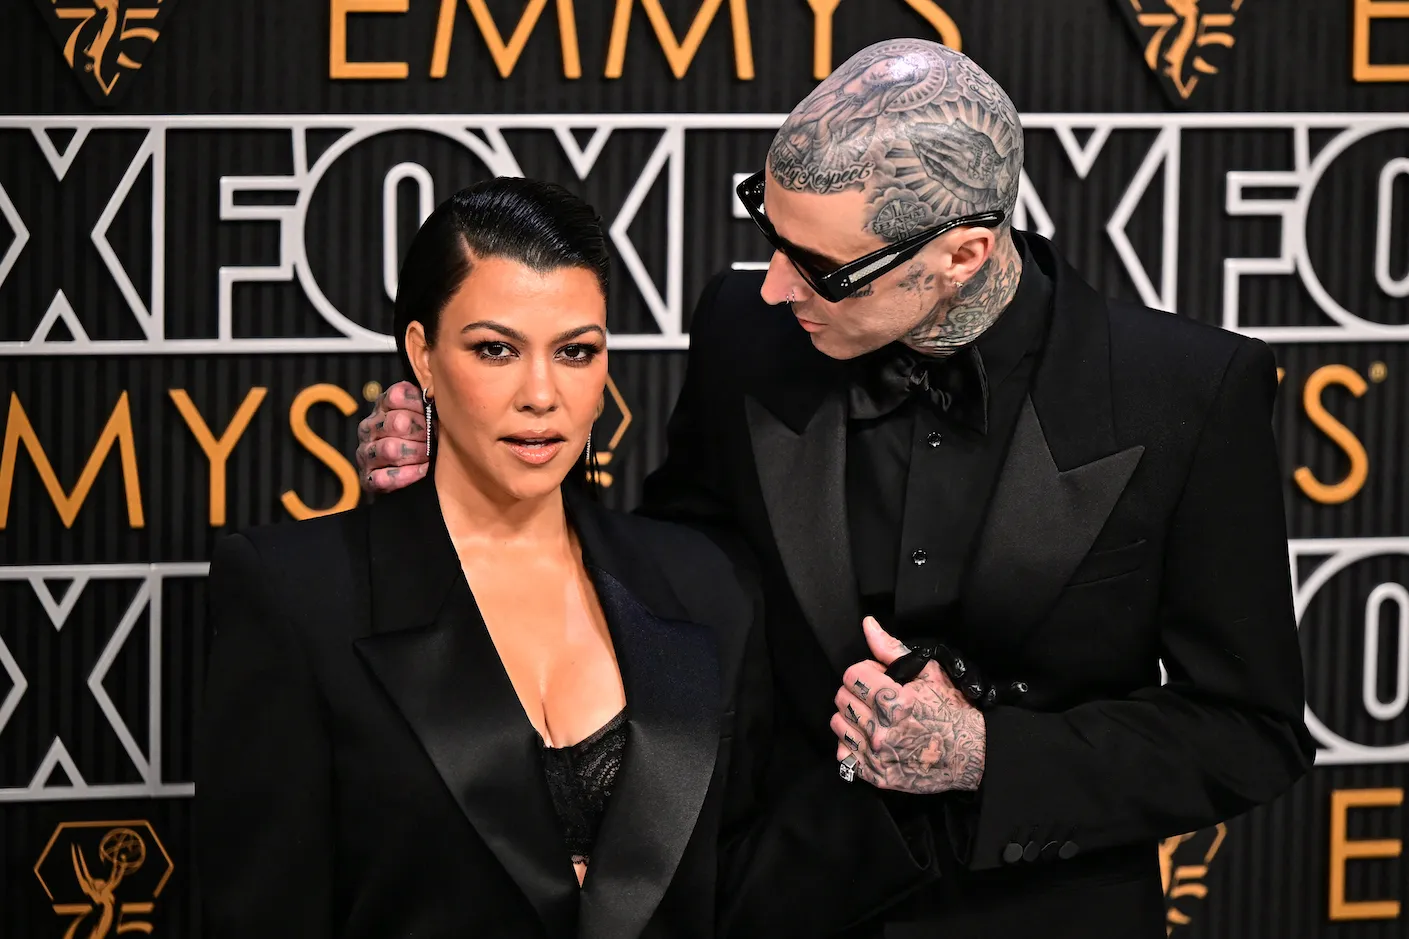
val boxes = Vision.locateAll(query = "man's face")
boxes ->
[757,174,947,360]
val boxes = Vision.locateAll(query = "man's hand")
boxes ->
[831,616,986,793]
[356,381,430,496]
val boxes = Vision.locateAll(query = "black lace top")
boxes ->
[540,708,629,866]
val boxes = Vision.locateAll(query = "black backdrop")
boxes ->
[2,1,1408,936]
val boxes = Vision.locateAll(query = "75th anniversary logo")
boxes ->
[33,0,179,105]
[33,820,173,938]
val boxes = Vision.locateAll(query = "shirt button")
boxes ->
[926,432,943,448]
[911,549,928,566]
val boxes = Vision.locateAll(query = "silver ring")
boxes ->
[839,754,859,783]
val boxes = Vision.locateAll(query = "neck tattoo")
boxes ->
[902,242,1022,358]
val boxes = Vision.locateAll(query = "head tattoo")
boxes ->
[767,40,1027,357]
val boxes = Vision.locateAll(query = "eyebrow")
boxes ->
[460,321,606,344]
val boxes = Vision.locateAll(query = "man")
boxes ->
[355,39,1313,938]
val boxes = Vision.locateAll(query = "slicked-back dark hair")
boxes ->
[392,176,610,375]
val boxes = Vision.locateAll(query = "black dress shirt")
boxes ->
[845,243,1054,641]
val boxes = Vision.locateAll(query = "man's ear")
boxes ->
[949,230,998,286]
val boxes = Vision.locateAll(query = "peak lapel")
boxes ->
[963,234,1144,648]
[963,398,1143,645]
[746,388,862,676]
[353,483,578,938]
[568,496,722,939]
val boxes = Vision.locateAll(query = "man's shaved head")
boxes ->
[768,39,1024,244]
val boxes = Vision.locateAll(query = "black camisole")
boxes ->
[539,708,629,866]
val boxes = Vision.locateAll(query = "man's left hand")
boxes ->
[831,616,987,794]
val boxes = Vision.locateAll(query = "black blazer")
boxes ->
[194,480,770,939]
[640,231,1316,938]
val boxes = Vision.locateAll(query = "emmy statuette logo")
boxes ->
[34,0,181,106]
[34,820,174,938]
[1116,0,1246,106]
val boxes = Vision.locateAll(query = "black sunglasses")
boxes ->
[735,171,1006,303]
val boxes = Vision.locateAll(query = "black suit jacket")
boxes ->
[639,232,1316,938]
[194,480,770,939]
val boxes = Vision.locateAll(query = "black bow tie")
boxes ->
[849,345,990,431]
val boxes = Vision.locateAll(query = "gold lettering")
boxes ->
[431,0,582,79]
[54,9,96,68]
[330,0,410,80]
[606,0,754,80]
[170,388,268,528]
[0,392,144,529]
[1295,365,1370,505]
[900,0,963,52]
[804,0,844,79]
[1354,0,1409,82]
[282,385,361,521]
[1329,788,1403,920]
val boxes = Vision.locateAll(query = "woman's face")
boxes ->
[406,254,607,504]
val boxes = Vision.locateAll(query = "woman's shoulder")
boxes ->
[209,505,370,588]
[592,507,761,626]
[597,508,738,578]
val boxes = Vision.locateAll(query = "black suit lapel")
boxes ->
[354,483,578,938]
[963,234,1144,647]
[568,495,721,939]
[746,381,863,677]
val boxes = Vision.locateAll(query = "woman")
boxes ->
[194,178,770,939]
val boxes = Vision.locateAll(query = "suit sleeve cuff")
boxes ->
[940,706,1084,873]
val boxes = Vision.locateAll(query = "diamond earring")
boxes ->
[423,394,434,458]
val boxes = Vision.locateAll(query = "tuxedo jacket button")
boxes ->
[1002,842,1024,864]
[1022,841,1041,862]
[1059,841,1080,860]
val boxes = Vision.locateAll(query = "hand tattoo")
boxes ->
[873,687,901,728]
[865,680,985,793]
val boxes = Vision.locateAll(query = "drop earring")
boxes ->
[423,393,434,458]
[584,430,593,467]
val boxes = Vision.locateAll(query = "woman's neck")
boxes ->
[433,456,572,554]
